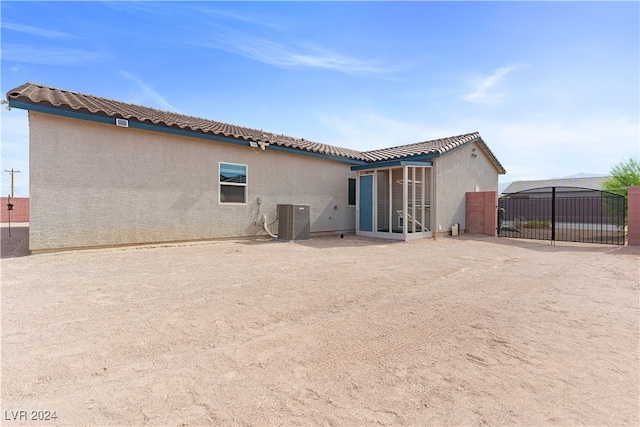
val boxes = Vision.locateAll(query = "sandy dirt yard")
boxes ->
[1,228,639,426]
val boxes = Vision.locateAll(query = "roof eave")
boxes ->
[8,84,506,173]
[360,134,506,175]
[9,99,367,166]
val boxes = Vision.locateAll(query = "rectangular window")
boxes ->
[348,177,356,206]
[220,162,247,204]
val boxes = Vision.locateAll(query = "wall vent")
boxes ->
[277,204,310,241]
[115,118,129,127]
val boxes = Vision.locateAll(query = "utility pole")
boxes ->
[4,168,20,198]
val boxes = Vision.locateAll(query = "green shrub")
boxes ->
[524,220,551,229]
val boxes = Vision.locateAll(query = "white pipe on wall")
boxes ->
[262,214,277,238]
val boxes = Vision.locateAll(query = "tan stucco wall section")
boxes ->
[433,142,499,233]
[29,112,356,251]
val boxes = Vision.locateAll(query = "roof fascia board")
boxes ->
[358,138,505,175]
[10,99,116,125]
[394,136,505,175]
[266,144,366,165]
[359,142,475,167]
[10,100,365,166]
[351,159,433,171]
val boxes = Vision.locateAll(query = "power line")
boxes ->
[4,168,20,198]
[1,155,28,196]
[1,154,16,169]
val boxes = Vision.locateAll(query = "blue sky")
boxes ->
[2,1,638,197]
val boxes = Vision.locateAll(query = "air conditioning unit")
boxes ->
[277,204,310,241]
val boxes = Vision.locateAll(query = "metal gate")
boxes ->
[498,187,626,245]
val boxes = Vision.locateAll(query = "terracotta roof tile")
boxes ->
[361,132,505,173]
[362,133,482,161]
[7,82,367,161]
[6,82,505,173]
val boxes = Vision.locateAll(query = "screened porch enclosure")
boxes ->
[356,164,433,240]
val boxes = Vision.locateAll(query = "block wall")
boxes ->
[628,186,640,246]
[1,197,29,223]
[465,191,497,236]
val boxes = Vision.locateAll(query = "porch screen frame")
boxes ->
[356,163,433,241]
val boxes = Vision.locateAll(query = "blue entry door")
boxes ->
[359,174,373,232]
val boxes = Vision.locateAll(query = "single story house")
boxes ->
[6,82,505,252]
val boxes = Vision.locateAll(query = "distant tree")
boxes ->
[602,158,640,198]
[601,158,640,229]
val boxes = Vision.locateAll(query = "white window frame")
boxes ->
[219,162,248,205]
[348,177,356,206]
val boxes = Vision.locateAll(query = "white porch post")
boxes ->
[355,171,360,233]
[411,167,416,233]
[403,166,408,239]
[431,162,437,235]
[388,168,392,235]
[421,166,426,232]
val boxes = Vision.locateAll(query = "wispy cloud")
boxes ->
[197,8,288,32]
[104,3,395,76]
[1,22,77,39]
[119,71,181,113]
[2,44,108,66]
[196,33,395,76]
[462,65,524,103]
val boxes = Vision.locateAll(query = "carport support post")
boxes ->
[551,187,556,244]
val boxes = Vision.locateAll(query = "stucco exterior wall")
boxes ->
[29,112,356,251]
[433,142,499,234]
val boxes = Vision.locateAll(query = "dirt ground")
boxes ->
[1,225,639,426]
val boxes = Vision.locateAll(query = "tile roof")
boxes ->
[6,82,366,161]
[6,82,505,173]
[364,132,483,160]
